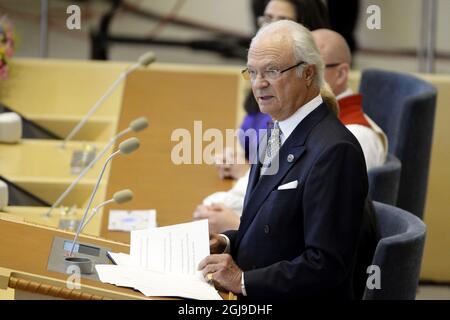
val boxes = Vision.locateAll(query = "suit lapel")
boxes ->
[243,161,261,209]
[243,127,270,208]
[237,103,330,246]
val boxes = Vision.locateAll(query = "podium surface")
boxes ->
[0,139,110,207]
[2,58,125,141]
[3,206,101,236]
[0,216,230,300]
[0,216,145,299]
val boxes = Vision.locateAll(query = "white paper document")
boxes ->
[96,219,222,300]
[106,251,133,267]
[96,264,137,289]
[108,209,157,231]
[96,264,222,300]
[130,219,209,277]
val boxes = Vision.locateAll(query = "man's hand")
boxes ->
[198,254,243,294]
[193,203,240,234]
[209,233,227,254]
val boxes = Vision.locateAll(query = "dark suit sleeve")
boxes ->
[222,230,238,254]
[243,142,368,298]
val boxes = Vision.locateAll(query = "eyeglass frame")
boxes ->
[241,61,306,81]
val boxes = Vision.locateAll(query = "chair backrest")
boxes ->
[363,202,426,300]
[359,69,437,219]
[367,153,401,206]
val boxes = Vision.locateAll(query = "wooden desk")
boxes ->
[2,58,125,141]
[0,216,231,300]
[0,139,109,207]
[0,215,146,299]
[3,206,102,237]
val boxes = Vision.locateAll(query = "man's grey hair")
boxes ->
[250,20,324,88]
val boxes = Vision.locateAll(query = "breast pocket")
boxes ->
[258,187,303,236]
[266,188,300,210]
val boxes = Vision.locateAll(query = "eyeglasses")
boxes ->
[325,62,343,68]
[257,15,294,28]
[242,61,306,81]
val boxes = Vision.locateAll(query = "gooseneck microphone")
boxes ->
[68,137,140,256]
[79,189,133,235]
[44,117,148,217]
[61,51,156,148]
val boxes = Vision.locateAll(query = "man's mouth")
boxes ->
[258,95,274,102]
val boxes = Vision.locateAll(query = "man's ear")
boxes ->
[336,63,349,86]
[303,64,316,86]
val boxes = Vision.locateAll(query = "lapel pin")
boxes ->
[287,154,294,162]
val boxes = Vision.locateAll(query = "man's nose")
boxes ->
[253,74,270,88]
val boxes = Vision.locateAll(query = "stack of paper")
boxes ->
[130,219,209,276]
[96,265,222,300]
[96,220,222,300]
[106,252,133,267]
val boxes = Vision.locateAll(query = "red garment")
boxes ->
[338,94,371,128]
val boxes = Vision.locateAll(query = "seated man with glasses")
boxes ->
[312,28,387,170]
[197,20,377,299]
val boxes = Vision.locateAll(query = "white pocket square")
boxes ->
[277,180,298,190]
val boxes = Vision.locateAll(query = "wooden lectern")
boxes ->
[0,214,145,299]
[0,215,232,300]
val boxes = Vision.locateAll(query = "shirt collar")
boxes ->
[336,87,353,100]
[277,94,323,144]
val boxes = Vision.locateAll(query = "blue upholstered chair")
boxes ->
[368,153,401,206]
[363,202,426,300]
[359,69,437,219]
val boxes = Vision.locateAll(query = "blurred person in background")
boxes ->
[312,28,387,170]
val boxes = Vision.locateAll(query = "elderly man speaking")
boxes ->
[198,20,377,300]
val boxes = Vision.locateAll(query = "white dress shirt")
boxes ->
[277,94,323,145]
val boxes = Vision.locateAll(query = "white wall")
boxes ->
[355,0,449,52]
[2,0,449,72]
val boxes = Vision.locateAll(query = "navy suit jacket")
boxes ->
[224,102,377,299]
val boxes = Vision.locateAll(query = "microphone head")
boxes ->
[138,51,156,67]
[119,137,140,154]
[113,189,133,204]
[130,117,149,132]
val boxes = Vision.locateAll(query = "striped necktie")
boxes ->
[261,120,281,173]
